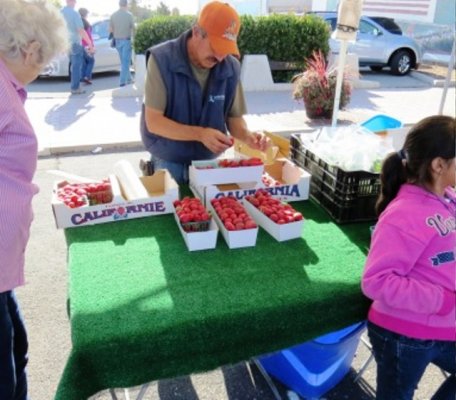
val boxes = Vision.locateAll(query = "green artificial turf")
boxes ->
[55,199,372,400]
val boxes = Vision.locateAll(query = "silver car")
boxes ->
[40,19,121,77]
[312,12,422,75]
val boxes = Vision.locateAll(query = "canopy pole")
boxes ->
[438,38,456,115]
[331,40,348,127]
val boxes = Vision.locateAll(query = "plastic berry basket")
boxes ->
[87,190,113,206]
[180,219,211,233]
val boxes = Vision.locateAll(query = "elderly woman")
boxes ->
[0,1,68,399]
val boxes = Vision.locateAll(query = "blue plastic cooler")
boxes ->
[258,321,366,398]
[361,114,402,132]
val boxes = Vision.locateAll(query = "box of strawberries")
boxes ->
[208,196,259,249]
[51,167,179,229]
[190,159,310,207]
[189,157,264,186]
[173,196,218,251]
[243,189,304,242]
[259,159,311,202]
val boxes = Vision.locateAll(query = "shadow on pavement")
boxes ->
[44,94,95,131]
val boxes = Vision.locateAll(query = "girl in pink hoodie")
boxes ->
[362,115,455,400]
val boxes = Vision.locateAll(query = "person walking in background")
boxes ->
[110,0,134,87]
[0,1,68,399]
[362,115,456,400]
[61,0,93,94]
[139,1,270,184]
[78,7,95,85]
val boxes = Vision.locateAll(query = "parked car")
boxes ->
[310,12,422,75]
[40,19,121,78]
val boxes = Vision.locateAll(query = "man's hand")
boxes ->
[199,128,233,154]
[245,131,271,152]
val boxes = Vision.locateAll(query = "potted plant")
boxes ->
[292,50,352,119]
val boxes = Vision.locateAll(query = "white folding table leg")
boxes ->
[136,383,150,400]
[108,386,149,400]
[251,358,283,400]
[354,336,375,383]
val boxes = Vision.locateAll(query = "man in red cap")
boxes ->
[140,1,270,184]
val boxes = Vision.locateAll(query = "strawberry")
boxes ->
[246,190,304,224]
[174,197,211,232]
[211,197,256,231]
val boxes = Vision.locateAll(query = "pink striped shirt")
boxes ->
[0,57,39,293]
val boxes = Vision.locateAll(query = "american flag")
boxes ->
[362,0,436,22]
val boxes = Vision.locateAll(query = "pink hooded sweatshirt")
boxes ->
[362,184,456,341]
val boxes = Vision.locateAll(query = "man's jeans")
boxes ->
[69,43,84,91]
[151,155,189,185]
[115,39,132,86]
[368,321,456,400]
[0,291,28,400]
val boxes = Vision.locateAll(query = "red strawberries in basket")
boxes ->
[174,197,211,232]
[245,190,303,224]
[211,196,257,231]
[57,180,112,208]
[261,173,281,187]
[218,157,263,168]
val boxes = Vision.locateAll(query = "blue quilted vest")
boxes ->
[140,30,240,164]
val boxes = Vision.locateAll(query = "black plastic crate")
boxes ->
[290,134,380,223]
[290,146,380,197]
[310,182,378,223]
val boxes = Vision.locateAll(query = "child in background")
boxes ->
[362,115,456,400]
[79,7,95,84]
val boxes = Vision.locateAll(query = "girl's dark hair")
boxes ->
[78,8,90,30]
[376,115,455,216]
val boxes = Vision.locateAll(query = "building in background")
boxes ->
[332,0,454,25]
[197,0,454,25]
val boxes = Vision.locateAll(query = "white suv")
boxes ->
[312,12,422,75]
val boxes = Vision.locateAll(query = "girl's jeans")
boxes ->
[0,291,28,400]
[81,50,95,80]
[368,321,456,400]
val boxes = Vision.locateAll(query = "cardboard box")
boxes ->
[208,203,258,249]
[52,169,179,229]
[190,181,260,207]
[234,132,290,162]
[189,159,263,186]
[190,159,310,206]
[243,200,304,242]
[173,212,218,251]
[260,159,311,202]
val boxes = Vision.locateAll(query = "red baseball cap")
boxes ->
[198,1,241,56]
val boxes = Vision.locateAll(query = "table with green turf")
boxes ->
[55,200,372,400]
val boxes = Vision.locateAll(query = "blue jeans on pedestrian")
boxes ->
[115,39,132,86]
[367,321,456,400]
[151,155,189,185]
[81,50,95,80]
[69,42,84,91]
[0,291,29,400]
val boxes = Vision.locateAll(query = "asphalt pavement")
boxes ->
[27,68,455,156]
[17,70,456,400]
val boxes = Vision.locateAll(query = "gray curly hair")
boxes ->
[0,0,69,65]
